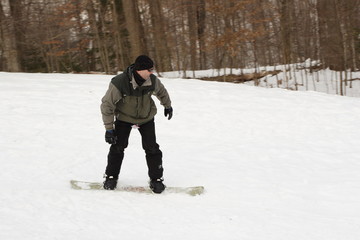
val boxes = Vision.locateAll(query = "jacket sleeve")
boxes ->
[100,82,122,130]
[153,77,171,108]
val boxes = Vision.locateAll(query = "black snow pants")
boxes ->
[105,118,163,180]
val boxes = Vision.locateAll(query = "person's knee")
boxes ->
[145,146,162,157]
[110,144,126,154]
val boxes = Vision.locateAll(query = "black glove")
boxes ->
[105,130,117,144]
[164,107,173,120]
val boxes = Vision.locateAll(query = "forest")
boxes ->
[0,0,359,76]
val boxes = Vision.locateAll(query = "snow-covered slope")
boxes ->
[1,72,360,240]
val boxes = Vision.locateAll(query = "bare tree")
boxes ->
[197,0,206,69]
[317,0,344,71]
[0,0,360,82]
[186,0,198,76]
[122,0,147,61]
[112,0,131,70]
[0,0,21,72]
[147,0,172,72]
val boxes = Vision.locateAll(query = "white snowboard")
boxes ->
[70,180,205,196]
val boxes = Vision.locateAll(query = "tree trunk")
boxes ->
[122,0,147,61]
[112,0,131,70]
[278,0,292,65]
[187,0,198,75]
[0,0,21,72]
[86,0,111,73]
[148,0,172,73]
[197,0,206,69]
[74,0,90,72]
[9,0,23,71]
[317,0,344,71]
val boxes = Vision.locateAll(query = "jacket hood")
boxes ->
[125,64,135,79]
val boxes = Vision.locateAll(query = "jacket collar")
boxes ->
[127,64,152,89]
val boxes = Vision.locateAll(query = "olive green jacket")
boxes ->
[100,65,172,130]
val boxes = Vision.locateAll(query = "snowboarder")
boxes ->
[100,55,173,193]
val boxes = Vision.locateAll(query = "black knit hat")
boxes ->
[134,55,154,71]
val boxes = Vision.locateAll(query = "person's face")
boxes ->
[137,68,154,79]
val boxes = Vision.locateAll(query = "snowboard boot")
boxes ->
[149,178,166,194]
[103,175,118,190]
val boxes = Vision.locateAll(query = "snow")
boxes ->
[1,71,360,240]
